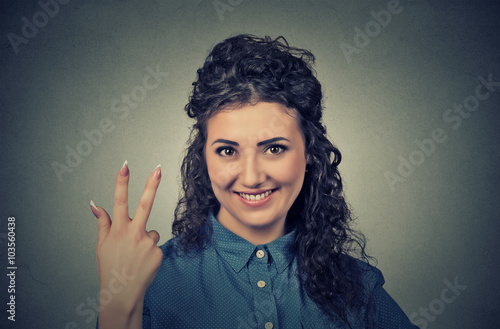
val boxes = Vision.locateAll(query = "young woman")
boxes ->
[91,34,417,328]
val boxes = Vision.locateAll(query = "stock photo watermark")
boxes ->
[213,0,245,22]
[340,0,409,64]
[64,268,136,329]
[51,65,168,183]
[409,276,467,328]
[6,0,71,54]
[212,106,292,185]
[5,217,17,322]
[384,73,499,191]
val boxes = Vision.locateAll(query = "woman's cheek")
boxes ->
[271,155,306,183]
[208,159,239,188]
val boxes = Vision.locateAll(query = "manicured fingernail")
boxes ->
[90,200,100,218]
[120,160,129,177]
[153,164,161,181]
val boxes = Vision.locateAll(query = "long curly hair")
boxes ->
[173,34,375,325]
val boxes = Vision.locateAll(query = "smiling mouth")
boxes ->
[236,189,277,201]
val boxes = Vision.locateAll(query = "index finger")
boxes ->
[133,164,162,229]
[113,160,130,225]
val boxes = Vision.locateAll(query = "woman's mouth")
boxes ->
[235,189,277,207]
[238,189,273,201]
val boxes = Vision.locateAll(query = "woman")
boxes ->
[91,34,417,328]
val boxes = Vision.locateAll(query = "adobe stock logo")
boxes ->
[340,0,408,63]
[64,268,136,329]
[410,277,467,329]
[384,73,499,191]
[212,107,288,186]
[213,0,245,22]
[6,0,71,54]
[51,65,168,183]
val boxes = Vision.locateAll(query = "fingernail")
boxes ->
[120,160,129,177]
[153,164,161,181]
[90,200,100,218]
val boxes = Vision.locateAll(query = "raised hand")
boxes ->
[91,161,164,329]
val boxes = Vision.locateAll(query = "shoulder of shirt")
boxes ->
[157,235,213,260]
[340,254,385,291]
[158,236,179,256]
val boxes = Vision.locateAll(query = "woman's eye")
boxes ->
[266,144,287,155]
[217,147,235,157]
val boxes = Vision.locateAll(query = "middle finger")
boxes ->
[113,160,130,225]
[133,164,162,229]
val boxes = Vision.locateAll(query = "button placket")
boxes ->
[248,247,279,329]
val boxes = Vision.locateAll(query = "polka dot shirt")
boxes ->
[101,210,417,328]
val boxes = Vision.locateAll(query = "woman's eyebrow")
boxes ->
[211,137,290,146]
[256,137,290,146]
[211,139,239,146]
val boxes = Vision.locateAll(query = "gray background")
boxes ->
[1,0,499,328]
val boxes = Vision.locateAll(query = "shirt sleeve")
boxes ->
[352,259,418,328]
[372,284,419,328]
[142,302,151,329]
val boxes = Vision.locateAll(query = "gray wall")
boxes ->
[1,0,499,328]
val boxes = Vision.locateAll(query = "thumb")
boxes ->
[147,230,160,245]
[90,200,111,245]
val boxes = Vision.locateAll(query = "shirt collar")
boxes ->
[209,209,296,273]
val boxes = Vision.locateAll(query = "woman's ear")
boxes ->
[305,154,311,172]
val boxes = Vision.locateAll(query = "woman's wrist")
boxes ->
[98,297,144,329]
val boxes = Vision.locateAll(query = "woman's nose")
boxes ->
[238,155,265,188]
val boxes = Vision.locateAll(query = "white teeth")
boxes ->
[239,190,273,201]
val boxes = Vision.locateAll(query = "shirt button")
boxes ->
[265,322,273,329]
[257,280,266,288]
[256,250,265,258]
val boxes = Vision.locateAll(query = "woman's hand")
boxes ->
[91,161,164,329]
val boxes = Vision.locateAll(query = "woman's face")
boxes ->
[205,102,308,245]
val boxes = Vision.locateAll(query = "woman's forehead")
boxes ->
[206,102,301,139]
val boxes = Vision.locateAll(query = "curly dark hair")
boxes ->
[172,34,375,325]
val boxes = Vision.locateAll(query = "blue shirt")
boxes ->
[137,212,417,328]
